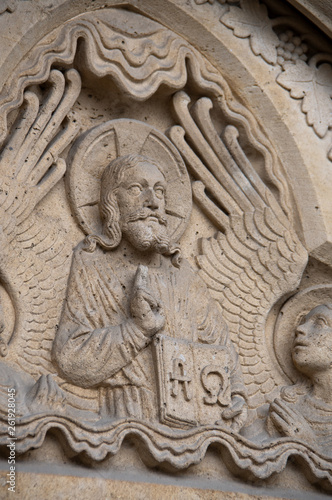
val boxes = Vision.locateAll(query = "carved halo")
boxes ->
[67,119,192,242]
[274,285,332,384]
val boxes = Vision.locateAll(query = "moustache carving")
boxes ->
[125,208,167,226]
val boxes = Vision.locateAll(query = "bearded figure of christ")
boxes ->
[52,154,247,427]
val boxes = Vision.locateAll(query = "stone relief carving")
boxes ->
[0,4,331,493]
[169,90,308,417]
[277,59,332,139]
[52,119,247,430]
[269,287,332,458]
[222,0,281,65]
[269,303,332,456]
[0,67,81,362]
[195,0,332,159]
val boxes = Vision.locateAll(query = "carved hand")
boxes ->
[269,398,317,445]
[130,265,165,337]
[25,374,66,412]
[221,394,248,432]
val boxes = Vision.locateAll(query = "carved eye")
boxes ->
[298,314,306,325]
[128,184,142,196]
[315,316,327,328]
[154,186,165,199]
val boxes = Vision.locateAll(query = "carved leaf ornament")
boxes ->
[219,0,332,157]
[221,0,279,64]
[278,60,332,138]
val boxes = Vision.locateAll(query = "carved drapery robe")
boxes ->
[282,395,332,456]
[53,245,246,421]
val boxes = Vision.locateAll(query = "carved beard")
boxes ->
[121,208,170,254]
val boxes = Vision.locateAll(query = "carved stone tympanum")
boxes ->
[0,1,332,497]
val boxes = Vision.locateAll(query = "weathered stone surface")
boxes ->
[0,0,332,498]
[0,469,303,500]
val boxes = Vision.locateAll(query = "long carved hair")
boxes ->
[83,154,182,266]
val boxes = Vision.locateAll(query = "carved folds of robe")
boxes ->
[53,245,246,421]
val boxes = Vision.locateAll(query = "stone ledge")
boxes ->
[0,462,329,500]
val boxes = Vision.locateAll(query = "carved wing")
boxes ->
[169,91,308,414]
[0,69,81,378]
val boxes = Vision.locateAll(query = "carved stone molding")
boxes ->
[194,0,332,160]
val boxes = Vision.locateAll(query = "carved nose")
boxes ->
[295,323,307,336]
[144,188,159,210]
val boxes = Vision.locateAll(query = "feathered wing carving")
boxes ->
[0,69,81,378]
[169,91,308,416]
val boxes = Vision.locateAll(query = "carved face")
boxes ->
[292,305,332,376]
[116,161,170,252]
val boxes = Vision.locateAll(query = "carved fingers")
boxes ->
[221,394,248,431]
[131,265,165,337]
[269,398,316,444]
[25,374,66,412]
